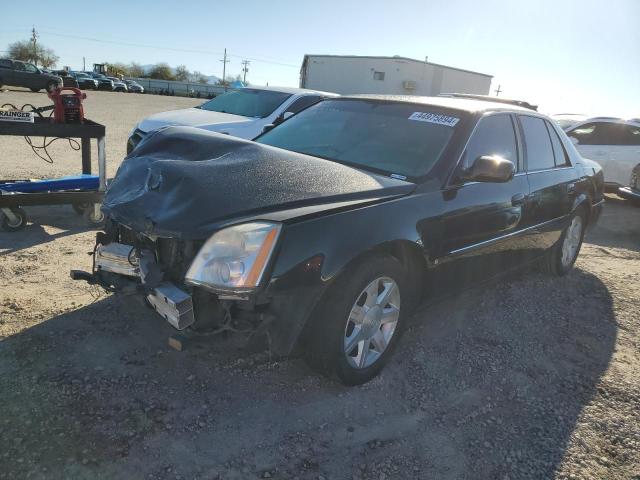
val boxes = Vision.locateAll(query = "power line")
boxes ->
[35,30,300,68]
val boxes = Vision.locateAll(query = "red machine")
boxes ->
[48,87,86,124]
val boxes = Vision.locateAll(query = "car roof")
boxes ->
[245,85,338,97]
[566,117,640,130]
[338,94,535,114]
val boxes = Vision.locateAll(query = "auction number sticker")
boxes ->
[409,112,459,127]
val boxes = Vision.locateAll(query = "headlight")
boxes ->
[185,222,281,291]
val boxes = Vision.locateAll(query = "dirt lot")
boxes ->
[1,89,639,480]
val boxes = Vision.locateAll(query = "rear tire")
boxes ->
[304,255,412,385]
[543,208,586,276]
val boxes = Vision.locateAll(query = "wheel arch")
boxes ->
[570,193,591,224]
[290,239,426,354]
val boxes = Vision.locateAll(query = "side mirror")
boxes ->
[462,155,515,183]
[262,124,276,134]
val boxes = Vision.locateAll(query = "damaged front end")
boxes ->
[73,219,280,336]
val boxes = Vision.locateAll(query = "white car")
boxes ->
[551,113,588,130]
[127,86,337,153]
[564,118,640,191]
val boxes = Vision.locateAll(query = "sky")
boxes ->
[1,0,638,117]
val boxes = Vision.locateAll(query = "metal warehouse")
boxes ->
[300,54,493,96]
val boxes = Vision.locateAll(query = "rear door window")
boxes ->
[545,121,570,167]
[567,122,620,145]
[520,116,555,171]
[0,59,12,69]
[462,114,518,170]
[618,125,640,146]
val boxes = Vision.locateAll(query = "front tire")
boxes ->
[544,209,586,276]
[304,255,411,385]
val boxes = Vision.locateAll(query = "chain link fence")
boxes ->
[126,77,237,98]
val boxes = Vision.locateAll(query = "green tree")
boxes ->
[108,62,130,77]
[190,71,208,84]
[128,62,145,78]
[148,63,175,80]
[7,39,59,68]
[175,64,190,81]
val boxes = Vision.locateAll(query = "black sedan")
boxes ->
[76,96,605,385]
[70,72,98,90]
[85,72,114,91]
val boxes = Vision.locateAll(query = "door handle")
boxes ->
[511,193,526,206]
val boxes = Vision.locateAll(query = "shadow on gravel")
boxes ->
[0,267,616,479]
[585,195,640,252]
[0,204,97,255]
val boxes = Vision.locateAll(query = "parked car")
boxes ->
[70,72,99,90]
[123,79,144,93]
[84,72,114,91]
[617,163,640,205]
[126,86,337,153]
[0,58,62,92]
[107,76,128,92]
[50,70,79,89]
[76,96,604,385]
[551,113,588,130]
[564,118,640,191]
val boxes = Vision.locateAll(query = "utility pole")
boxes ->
[30,26,38,66]
[220,48,230,85]
[241,60,250,84]
[494,84,502,96]
[83,56,86,71]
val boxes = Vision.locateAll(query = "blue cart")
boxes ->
[0,118,106,231]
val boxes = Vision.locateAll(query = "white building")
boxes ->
[300,55,492,96]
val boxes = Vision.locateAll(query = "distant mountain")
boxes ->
[139,64,221,84]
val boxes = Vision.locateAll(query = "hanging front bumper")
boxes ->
[76,242,195,330]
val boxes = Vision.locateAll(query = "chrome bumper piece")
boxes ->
[146,283,194,330]
[618,186,640,201]
[95,242,194,330]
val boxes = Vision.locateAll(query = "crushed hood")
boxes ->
[137,108,252,133]
[103,126,415,239]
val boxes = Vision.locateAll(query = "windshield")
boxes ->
[198,89,291,118]
[256,99,459,178]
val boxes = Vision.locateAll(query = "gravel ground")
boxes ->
[1,89,639,480]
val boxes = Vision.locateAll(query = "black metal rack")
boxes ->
[0,117,106,230]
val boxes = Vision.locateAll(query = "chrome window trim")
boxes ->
[525,166,575,175]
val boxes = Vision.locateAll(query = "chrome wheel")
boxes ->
[561,216,583,267]
[344,276,400,369]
